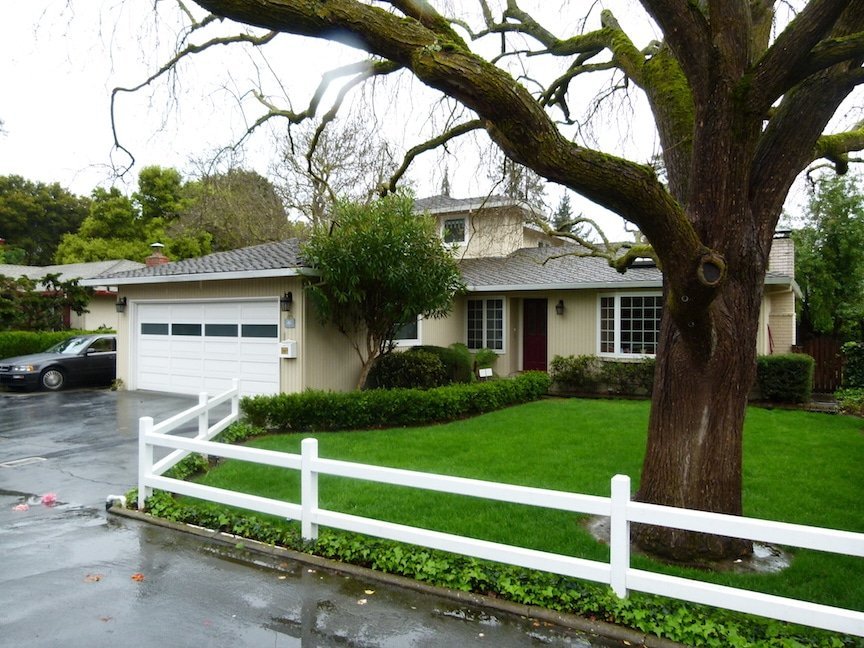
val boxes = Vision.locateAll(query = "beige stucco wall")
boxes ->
[71,294,122,331]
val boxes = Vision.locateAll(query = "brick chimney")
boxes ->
[145,242,170,267]
[768,230,794,278]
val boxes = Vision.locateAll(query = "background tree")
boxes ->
[0,273,91,331]
[271,117,398,226]
[302,193,463,389]
[122,1,864,561]
[55,168,211,263]
[794,174,864,341]
[0,175,89,265]
[176,168,306,250]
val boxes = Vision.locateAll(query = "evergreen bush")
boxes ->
[755,354,814,403]
[841,342,864,388]
[366,350,449,390]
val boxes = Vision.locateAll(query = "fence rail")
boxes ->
[137,396,864,638]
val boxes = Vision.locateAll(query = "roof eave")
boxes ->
[464,279,663,292]
[80,267,317,287]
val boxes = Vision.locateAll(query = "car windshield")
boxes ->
[45,337,91,355]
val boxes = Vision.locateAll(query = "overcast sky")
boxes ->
[0,2,820,237]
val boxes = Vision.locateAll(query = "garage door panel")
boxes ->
[135,300,280,396]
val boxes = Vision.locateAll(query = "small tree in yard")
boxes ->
[302,194,463,389]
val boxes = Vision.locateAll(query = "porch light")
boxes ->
[555,299,565,316]
[115,297,128,313]
[280,291,293,312]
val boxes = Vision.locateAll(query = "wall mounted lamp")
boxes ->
[555,299,565,316]
[115,296,128,313]
[280,291,293,312]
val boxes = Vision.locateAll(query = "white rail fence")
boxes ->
[136,391,864,638]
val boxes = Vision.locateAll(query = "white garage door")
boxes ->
[135,301,280,396]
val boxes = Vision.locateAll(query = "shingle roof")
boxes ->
[90,239,307,282]
[414,194,529,214]
[0,260,144,282]
[460,245,662,290]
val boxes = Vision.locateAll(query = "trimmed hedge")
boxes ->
[549,355,655,396]
[841,342,864,389]
[241,371,552,433]
[366,350,449,390]
[0,329,101,359]
[755,354,814,403]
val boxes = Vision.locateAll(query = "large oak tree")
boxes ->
[122,1,864,561]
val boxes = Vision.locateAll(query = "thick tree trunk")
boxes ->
[635,269,765,563]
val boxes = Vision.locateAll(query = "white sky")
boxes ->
[0,1,819,239]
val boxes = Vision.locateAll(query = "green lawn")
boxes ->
[196,398,864,612]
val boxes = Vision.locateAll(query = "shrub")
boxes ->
[366,350,449,390]
[550,355,654,396]
[834,388,864,416]
[408,344,473,384]
[841,342,864,388]
[755,354,814,403]
[0,329,100,359]
[473,348,498,370]
[549,355,602,391]
[241,372,551,433]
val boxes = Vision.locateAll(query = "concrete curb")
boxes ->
[109,505,685,648]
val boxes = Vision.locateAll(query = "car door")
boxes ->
[82,337,117,385]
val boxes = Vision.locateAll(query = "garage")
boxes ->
[134,300,280,396]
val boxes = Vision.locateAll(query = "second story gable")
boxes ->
[414,194,563,259]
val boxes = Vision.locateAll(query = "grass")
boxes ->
[194,397,864,613]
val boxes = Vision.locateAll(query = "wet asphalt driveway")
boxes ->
[0,388,623,647]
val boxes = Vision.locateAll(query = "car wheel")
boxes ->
[40,368,66,391]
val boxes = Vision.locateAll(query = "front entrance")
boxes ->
[522,299,548,372]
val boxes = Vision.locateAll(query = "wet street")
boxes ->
[0,389,622,647]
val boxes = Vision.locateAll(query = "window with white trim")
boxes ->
[467,298,504,350]
[599,293,663,356]
[443,217,466,244]
[393,316,421,346]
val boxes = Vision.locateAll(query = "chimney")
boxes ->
[768,230,794,278]
[145,242,170,267]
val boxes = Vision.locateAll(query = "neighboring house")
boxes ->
[1,260,145,330]
[83,196,799,397]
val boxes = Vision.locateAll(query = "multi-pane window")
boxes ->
[467,298,504,350]
[599,294,663,355]
[443,217,466,244]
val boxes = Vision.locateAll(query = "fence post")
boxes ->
[231,378,240,420]
[610,474,631,598]
[301,438,319,541]
[138,416,154,510]
[197,391,208,438]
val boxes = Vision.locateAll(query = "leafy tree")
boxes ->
[0,175,89,265]
[794,174,864,341]
[0,273,92,331]
[135,166,189,222]
[176,168,306,250]
[302,194,463,389]
[123,2,864,561]
[55,169,211,264]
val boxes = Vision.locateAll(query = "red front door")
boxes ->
[523,299,548,372]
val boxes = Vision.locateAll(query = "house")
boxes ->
[0,259,145,330]
[83,196,799,397]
